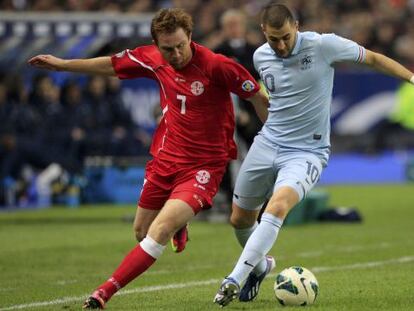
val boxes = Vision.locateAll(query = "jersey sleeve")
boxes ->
[212,54,260,99]
[320,33,366,65]
[111,47,156,80]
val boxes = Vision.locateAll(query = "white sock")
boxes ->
[140,236,166,259]
[234,222,267,276]
[228,213,283,284]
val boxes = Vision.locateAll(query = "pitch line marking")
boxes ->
[0,256,413,311]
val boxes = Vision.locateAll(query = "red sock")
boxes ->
[98,244,156,301]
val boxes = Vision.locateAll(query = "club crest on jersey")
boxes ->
[242,80,255,92]
[195,170,210,184]
[191,81,204,95]
[300,54,313,70]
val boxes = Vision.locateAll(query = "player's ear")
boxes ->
[188,32,192,43]
[294,20,299,30]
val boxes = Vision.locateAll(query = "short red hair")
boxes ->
[151,8,193,43]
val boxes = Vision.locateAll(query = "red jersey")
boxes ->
[111,42,259,163]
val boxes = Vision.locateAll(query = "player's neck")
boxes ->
[182,51,193,68]
[182,43,194,68]
[288,32,298,56]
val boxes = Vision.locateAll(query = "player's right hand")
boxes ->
[27,54,65,71]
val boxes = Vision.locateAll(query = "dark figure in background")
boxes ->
[371,81,414,150]
[214,9,262,147]
[28,74,81,175]
[82,76,114,156]
[105,77,151,156]
[0,74,61,205]
[59,79,90,173]
[82,76,147,157]
[0,74,45,180]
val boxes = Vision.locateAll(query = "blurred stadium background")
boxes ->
[1,0,414,210]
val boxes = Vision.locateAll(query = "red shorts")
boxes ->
[138,158,228,214]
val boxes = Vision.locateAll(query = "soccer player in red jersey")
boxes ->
[28,8,269,309]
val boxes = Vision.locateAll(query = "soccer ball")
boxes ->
[274,266,319,306]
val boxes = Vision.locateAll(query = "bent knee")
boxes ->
[266,188,299,219]
[135,231,146,242]
[147,221,177,244]
[134,225,148,242]
[230,210,258,229]
[266,199,293,219]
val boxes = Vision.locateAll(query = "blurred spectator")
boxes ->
[82,76,149,157]
[64,0,101,11]
[1,73,44,182]
[28,73,55,109]
[394,22,414,70]
[82,75,113,156]
[0,73,54,206]
[214,9,262,148]
[105,76,151,156]
[58,79,89,173]
[370,21,397,58]
[371,82,414,150]
[0,78,15,162]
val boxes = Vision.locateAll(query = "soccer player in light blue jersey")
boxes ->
[214,2,414,307]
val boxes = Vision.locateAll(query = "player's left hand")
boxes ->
[27,54,66,71]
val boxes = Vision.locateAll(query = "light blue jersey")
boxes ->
[254,31,366,165]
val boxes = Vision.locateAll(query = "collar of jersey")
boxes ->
[269,31,302,59]
[290,31,302,56]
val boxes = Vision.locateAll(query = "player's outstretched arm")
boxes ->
[363,49,414,84]
[246,91,269,123]
[28,55,116,76]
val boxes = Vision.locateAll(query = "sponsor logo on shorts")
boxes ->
[115,50,125,58]
[193,183,206,190]
[195,170,210,184]
[193,194,204,208]
[191,81,204,95]
[175,77,186,83]
[241,80,255,92]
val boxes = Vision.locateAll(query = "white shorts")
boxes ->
[233,135,324,210]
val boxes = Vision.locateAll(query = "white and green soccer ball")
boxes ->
[274,266,319,306]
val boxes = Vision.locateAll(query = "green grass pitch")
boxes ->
[0,184,413,310]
